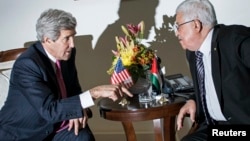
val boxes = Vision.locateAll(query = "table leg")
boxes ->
[122,121,137,141]
[153,119,163,141]
[162,116,176,141]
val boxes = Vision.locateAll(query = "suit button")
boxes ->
[45,130,50,135]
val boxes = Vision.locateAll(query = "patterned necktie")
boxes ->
[55,60,68,132]
[195,51,214,125]
[55,60,67,99]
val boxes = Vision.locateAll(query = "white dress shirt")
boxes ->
[198,29,226,121]
[45,49,94,108]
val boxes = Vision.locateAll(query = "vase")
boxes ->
[129,77,151,94]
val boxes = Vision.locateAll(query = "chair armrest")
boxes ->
[188,122,199,134]
[0,48,27,62]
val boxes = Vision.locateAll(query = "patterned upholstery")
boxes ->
[0,48,27,109]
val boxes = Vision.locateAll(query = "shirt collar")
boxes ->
[44,48,56,63]
[198,28,214,56]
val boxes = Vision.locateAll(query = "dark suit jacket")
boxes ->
[187,24,250,124]
[0,42,86,140]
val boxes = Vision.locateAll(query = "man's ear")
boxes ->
[194,19,203,32]
[43,36,53,44]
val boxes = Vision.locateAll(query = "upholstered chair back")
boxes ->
[0,48,27,109]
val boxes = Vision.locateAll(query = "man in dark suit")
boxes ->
[0,9,132,141]
[174,0,250,140]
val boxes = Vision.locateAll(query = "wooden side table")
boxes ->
[98,95,186,141]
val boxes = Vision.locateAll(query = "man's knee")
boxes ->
[77,128,95,141]
[53,126,95,141]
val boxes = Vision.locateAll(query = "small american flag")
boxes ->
[111,58,134,88]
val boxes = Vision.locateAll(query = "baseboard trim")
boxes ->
[94,131,183,141]
[94,132,154,141]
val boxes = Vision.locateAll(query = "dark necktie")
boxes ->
[195,51,214,125]
[55,60,68,132]
[55,60,67,99]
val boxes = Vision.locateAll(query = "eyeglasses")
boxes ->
[173,20,195,32]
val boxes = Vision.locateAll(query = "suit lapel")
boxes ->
[211,26,222,103]
[35,42,61,97]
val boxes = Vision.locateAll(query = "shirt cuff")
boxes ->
[79,90,95,108]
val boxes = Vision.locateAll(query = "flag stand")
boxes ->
[157,93,168,104]
[119,97,130,106]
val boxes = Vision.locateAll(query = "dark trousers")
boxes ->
[44,124,95,141]
[181,120,230,141]
[0,124,95,141]
[181,121,208,141]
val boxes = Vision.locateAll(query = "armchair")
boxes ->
[0,48,27,109]
[176,113,199,140]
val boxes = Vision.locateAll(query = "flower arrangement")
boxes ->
[107,21,155,83]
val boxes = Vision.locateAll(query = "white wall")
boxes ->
[1,0,250,51]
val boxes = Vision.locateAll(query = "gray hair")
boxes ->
[176,0,217,29]
[36,9,77,42]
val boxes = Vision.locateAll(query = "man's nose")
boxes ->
[175,30,179,37]
[69,38,75,48]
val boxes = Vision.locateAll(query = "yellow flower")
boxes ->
[107,21,155,82]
